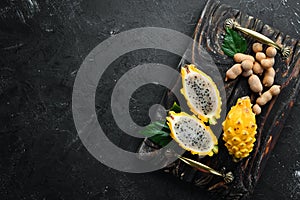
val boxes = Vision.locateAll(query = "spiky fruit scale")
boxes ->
[166,111,218,156]
[180,64,222,125]
[222,96,257,161]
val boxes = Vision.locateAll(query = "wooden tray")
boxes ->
[137,0,300,199]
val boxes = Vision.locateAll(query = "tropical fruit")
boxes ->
[166,111,218,156]
[181,64,222,125]
[222,96,257,161]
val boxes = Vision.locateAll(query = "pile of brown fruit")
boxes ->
[225,42,281,115]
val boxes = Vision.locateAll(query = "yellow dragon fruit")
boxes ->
[222,96,257,161]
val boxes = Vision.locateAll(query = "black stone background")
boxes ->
[0,0,299,199]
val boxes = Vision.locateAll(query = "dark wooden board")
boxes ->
[137,0,300,199]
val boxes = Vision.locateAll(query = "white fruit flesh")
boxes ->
[167,111,218,155]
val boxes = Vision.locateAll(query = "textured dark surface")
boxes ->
[0,0,299,200]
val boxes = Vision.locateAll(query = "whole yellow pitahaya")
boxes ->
[222,96,257,161]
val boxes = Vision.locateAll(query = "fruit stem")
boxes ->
[212,145,219,154]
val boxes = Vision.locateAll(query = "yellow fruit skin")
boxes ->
[222,96,257,161]
[180,64,222,125]
[166,111,218,156]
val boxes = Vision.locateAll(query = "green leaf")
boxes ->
[151,121,169,130]
[139,120,170,136]
[139,120,172,147]
[222,28,247,57]
[169,102,181,113]
[149,134,172,146]
[138,102,182,147]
